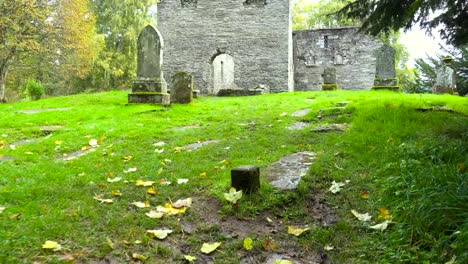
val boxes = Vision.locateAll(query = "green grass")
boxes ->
[0,90,467,263]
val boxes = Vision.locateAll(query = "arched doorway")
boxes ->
[212,53,234,94]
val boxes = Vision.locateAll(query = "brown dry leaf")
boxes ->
[360,191,369,199]
[263,238,279,251]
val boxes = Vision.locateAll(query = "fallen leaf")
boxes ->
[42,240,62,251]
[157,167,164,175]
[89,139,98,147]
[9,145,16,150]
[153,141,166,147]
[0,207,5,214]
[329,180,348,193]
[25,151,34,155]
[136,180,154,187]
[273,260,293,264]
[155,149,164,153]
[106,237,114,249]
[164,159,172,163]
[172,198,192,208]
[378,208,391,220]
[60,253,75,263]
[147,229,173,239]
[132,253,147,261]
[134,240,142,244]
[184,255,197,262]
[97,135,105,145]
[200,172,207,177]
[93,197,113,204]
[107,177,122,183]
[262,238,279,251]
[266,217,273,223]
[132,201,150,208]
[147,187,158,195]
[280,112,288,116]
[224,188,242,204]
[10,213,21,220]
[351,210,372,222]
[159,179,171,186]
[145,210,164,219]
[55,140,62,145]
[324,244,334,251]
[123,167,137,173]
[360,191,369,199]
[201,242,221,254]
[156,203,187,216]
[243,237,253,250]
[177,178,189,184]
[369,220,391,231]
[287,226,310,236]
[110,190,122,196]
[122,156,133,162]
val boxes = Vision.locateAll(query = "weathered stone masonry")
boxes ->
[293,27,383,91]
[157,0,293,94]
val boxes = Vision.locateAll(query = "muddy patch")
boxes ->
[19,107,71,114]
[181,140,220,151]
[291,108,311,117]
[306,194,337,227]
[287,122,309,131]
[265,151,316,190]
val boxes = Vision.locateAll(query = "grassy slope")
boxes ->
[0,91,467,263]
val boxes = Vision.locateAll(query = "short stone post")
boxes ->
[231,165,260,194]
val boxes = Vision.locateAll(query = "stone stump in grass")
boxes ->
[231,165,260,194]
[129,25,170,105]
[171,72,193,104]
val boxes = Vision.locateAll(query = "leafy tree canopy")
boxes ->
[335,0,468,47]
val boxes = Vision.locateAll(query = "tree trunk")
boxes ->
[0,65,8,102]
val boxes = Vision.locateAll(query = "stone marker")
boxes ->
[432,57,456,94]
[171,72,193,104]
[373,44,399,91]
[231,165,260,194]
[129,25,170,104]
[322,67,337,90]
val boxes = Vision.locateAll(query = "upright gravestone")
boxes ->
[432,57,456,94]
[373,44,399,91]
[128,25,170,104]
[322,67,337,90]
[171,72,193,104]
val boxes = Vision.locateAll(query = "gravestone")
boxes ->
[212,53,235,94]
[129,25,170,104]
[373,44,399,91]
[432,57,456,94]
[322,67,337,90]
[171,72,193,104]
[231,166,260,194]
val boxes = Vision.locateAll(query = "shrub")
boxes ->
[24,79,45,101]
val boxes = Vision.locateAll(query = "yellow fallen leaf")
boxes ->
[106,237,114,249]
[122,155,133,162]
[378,208,391,220]
[224,188,242,204]
[172,198,192,208]
[351,209,372,222]
[156,203,187,216]
[147,229,173,239]
[147,187,158,195]
[42,240,62,251]
[266,217,273,223]
[243,237,253,250]
[159,179,172,185]
[324,244,334,251]
[132,253,147,261]
[273,260,293,264]
[110,190,122,196]
[136,180,154,187]
[89,139,98,147]
[369,220,391,231]
[177,178,189,184]
[93,197,113,204]
[123,167,137,173]
[145,210,164,219]
[25,151,34,155]
[200,172,207,177]
[201,242,221,254]
[107,177,122,183]
[184,255,197,262]
[360,191,369,199]
[55,140,62,145]
[153,141,165,147]
[287,226,310,236]
[0,207,5,214]
[81,146,89,151]
[132,201,150,208]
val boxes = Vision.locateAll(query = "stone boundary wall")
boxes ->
[157,0,292,94]
[293,27,383,91]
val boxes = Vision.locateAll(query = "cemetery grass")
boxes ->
[0,91,467,263]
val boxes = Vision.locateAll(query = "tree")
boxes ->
[90,0,157,90]
[0,0,52,102]
[335,0,468,47]
[293,0,359,30]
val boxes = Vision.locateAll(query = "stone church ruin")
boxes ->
[153,0,395,96]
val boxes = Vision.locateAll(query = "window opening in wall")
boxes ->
[244,0,267,7]
[324,35,329,48]
[181,0,197,8]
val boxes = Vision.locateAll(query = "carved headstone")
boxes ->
[322,67,337,90]
[373,44,399,90]
[432,57,456,94]
[128,25,170,104]
[171,72,193,104]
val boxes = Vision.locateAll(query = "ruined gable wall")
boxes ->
[157,0,292,94]
[293,27,383,90]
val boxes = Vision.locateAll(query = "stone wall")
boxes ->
[157,0,292,94]
[293,27,383,91]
